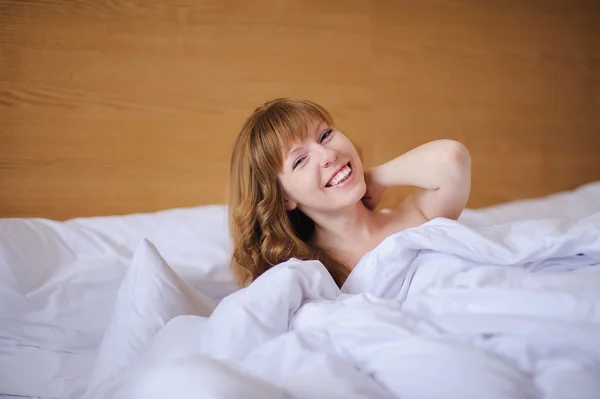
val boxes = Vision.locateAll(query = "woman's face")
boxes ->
[278,119,366,214]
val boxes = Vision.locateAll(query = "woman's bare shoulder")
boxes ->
[388,197,430,231]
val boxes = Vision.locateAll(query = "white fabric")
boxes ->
[0,396,47,399]
[0,205,235,399]
[1,180,600,398]
[85,239,215,396]
[88,317,287,399]
[65,204,236,298]
[88,213,600,399]
[458,180,600,227]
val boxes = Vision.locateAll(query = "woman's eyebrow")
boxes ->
[314,122,326,133]
[288,146,302,157]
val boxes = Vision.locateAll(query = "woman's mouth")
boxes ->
[326,162,353,188]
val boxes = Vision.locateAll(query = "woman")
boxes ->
[228,98,471,288]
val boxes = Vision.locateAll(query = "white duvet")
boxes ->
[2,181,600,399]
[88,212,600,399]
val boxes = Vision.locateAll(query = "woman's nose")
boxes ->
[319,145,337,167]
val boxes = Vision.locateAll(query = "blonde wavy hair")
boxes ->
[227,98,352,288]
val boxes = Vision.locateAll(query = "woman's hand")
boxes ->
[362,168,386,210]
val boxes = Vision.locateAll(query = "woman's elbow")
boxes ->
[438,140,471,176]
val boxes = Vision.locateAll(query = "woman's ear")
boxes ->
[279,181,297,210]
[284,198,297,211]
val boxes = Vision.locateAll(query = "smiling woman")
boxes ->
[228,98,353,288]
[227,98,472,288]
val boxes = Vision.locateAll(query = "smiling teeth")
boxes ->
[329,165,351,186]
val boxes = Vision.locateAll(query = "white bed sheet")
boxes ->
[0,396,47,399]
[0,180,599,399]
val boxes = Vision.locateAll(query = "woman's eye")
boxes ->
[293,156,306,169]
[319,129,333,143]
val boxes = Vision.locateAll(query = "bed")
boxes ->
[2,1,600,398]
[1,180,599,399]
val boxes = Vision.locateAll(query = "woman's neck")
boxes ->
[308,202,386,254]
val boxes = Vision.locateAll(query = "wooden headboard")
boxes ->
[2,0,599,220]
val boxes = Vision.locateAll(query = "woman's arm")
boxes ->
[364,139,471,220]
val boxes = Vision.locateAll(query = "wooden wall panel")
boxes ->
[1,0,598,219]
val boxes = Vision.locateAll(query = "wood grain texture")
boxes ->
[1,0,599,220]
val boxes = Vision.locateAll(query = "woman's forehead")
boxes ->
[286,117,325,142]
[279,118,324,152]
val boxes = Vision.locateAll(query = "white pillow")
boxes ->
[459,180,600,227]
[65,204,237,299]
[1,204,237,299]
[85,238,215,397]
[0,205,237,399]
[0,219,128,399]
